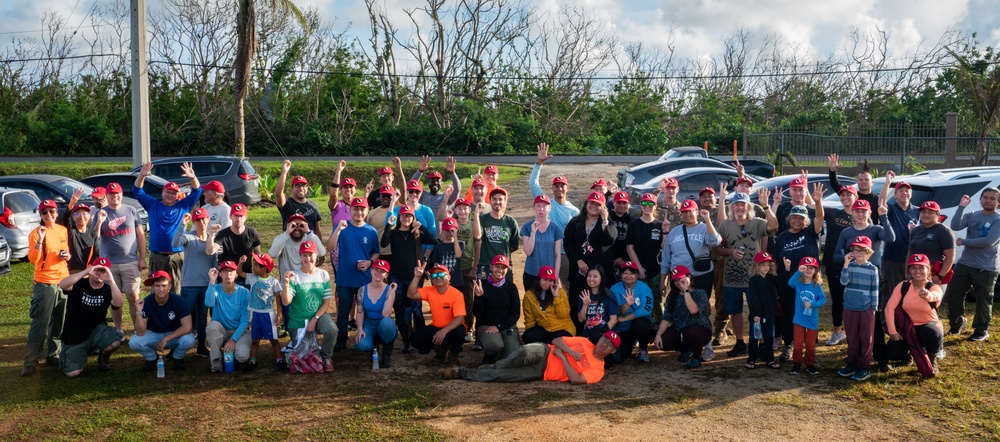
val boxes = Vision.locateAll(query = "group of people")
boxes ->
[20,148,1000,385]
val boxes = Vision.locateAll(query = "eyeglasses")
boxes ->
[640,201,655,207]
[430,272,447,279]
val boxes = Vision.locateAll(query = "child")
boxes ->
[429,217,465,290]
[784,256,827,375]
[836,236,879,381]
[241,253,285,371]
[746,252,781,369]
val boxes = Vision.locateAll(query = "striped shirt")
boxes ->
[840,261,879,311]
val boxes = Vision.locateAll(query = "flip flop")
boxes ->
[768,361,781,369]
[744,361,756,370]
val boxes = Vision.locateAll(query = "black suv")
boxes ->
[131,156,261,205]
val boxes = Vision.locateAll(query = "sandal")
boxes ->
[768,361,781,369]
[744,361,756,370]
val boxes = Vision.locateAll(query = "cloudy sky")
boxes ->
[2,0,998,67]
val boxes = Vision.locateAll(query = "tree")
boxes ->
[947,38,1000,165]
[233,0,307,157]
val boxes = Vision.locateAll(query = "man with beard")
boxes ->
[57,258,125,376]
[828,155,879,225]
[477,188,519,277]
[275,159,324,240]
[134,161,203,294]
[411,155,461,215]
[270,213,326,331]
[209,204,262,287]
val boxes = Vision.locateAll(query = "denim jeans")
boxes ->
[129,331,196,361]
[179,286,208,349]
[355,317,398,352]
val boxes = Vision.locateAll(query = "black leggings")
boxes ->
[521,326,572,344]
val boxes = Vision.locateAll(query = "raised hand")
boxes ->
[337,220,348,231]
[473,278,484,296]
[365,179,375,194]
[337,160,347,172]
[140,162,153,177]
[413,261,427,279]
[624,289,635,307]
[281,159,292,174]
[443,184,453,197]
[537,142,553,164]
[238,255,248,266]
[579,291,593,307]
[828,153,840,170]
[699,209,711,222]
[418,155,431,172]
[772,187,783,207]
[783,257,791,271]
[389,282,398,293]
[210,224,222,235]
[811,182,825,203]
[718,184,728,201]
[445,156,457,173]
[284,271,295,284]
[387,214,397,226]
[72,187,85,201]
[182,213,192,225]
[758,187,771,205]
[959,195,971,208]
[734,160,745,177]
[885,170,896,184]
[877,197,888,216]
[96,210,108,225]
[392,156,402,169]
[180,162,196,179]
[208,268,219,281]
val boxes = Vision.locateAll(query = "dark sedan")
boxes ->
[81,172,191,202]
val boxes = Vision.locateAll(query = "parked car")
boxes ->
[626,167,753,217]
[0,175,149,230]
[130,156,261,205]
[0,233,11,275]
[617,146,775,191]
[81,172,191,202]
[747,174,858,205]
[0,187,42,259]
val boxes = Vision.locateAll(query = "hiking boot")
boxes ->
[636,349,649,363]
[143,360,158,372]
[443,365,461,380]
[825,332,846,346]
[242,360,258,372]
[805,365,819,375]
[949,317,967,335]
[969,330,990,342]
[851,369,872,381]
[779,344,792,362]
[677,351,691,363]
[380,342,393,368]
[20,365,35,377]
[836,365,856,378]
[789,363,801,375]
[727,341,747,357]
[173,358,186,370]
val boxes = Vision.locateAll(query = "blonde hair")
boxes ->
[752,260,776,276]
[799,266,824,286]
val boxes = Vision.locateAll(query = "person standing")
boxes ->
[275,159,324,239]
[564,192,617,331]
[477,188,519,276]
[21,199,71,376]
[327,197,381,351]
[61,198,105,273]
[520,195,563,290]
[821,185,861,346]
[99,182,147,328]
[411,155,461,214]
[173,208,219,356]
[200,180,231,229]
[625,193,667,323]
[134,161,203,294]
[530,143,580,287]
[655,177,683,230]
[208,204,261,287]
[945,188,1000,342]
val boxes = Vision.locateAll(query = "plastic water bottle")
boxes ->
[801,297,812,316]
[223,351,235,373]
[372,349,380,372]
[753,321,762,340]
[156,355,165,378]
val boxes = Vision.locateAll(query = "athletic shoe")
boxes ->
[805,365,819,375]
[685,358,702,369]
[637,349,649,363]
[851,369,871,381]
[471,343,483,351]
[210,360,223,373]
[825,332,846,346]
[275,359,289,371]
[677,351,691,363]
[836,365,856,378]
[789,363,801,375]
[464,333,473,343]
[243,360,258,372]
[726,341,747,357]
[323,358,334,373]
[701,343,715,361]
[969,330,990,342]
[948,317,967,335]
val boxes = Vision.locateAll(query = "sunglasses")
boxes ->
[430,272,448,279]
[408,190,422,194]
[640,201,655,207]
[41,210,57,215]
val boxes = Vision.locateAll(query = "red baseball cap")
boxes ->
[371,259,390,273]
[735,177,754,188]
[484,165,498,174]
[340,178,357,188]
[491,254,510,267]
[299,241,317,254]
[379,185,395,195]
[71,203,91,214]
[919,201,941,212]
[441,217,458,231]
[291,176,309,186]
[534,194,551,205]
[662,177,679,188]
[851,200,871,211]
[350,197,368,208]
[839,185,857,196]
[591,179,608,189]
[230,203,248,216]
[489,187,508,198]
[670,265,691,280]
[602,331,621,349]
[699,187,716,196]
[90,186,107,198]
[454,198,471,207]
[90,257,112,270]
[143,270,172,287]
[378,166,393,175]
[753,252,773,263]
[679,199,699,212]
[471,178,486,188]
[895,181,912,190]
[252,253,274,272]
[552,176,568,186]
[429,263,450,275]
[287,213,307,223]
[613,191,629,203]
[202,180,225,194]
[38,200,57,212]
[587,191,606,205]
[407,180,423,192]
[427,171,443,180]
[398,205,414,216]
[641,193,656,203]
[538,266,557,281]
[106,182,123,194]
[798,256,819,268]
[790,176,808,188]
[191,208,209,220]
[849,236,873,250]
[619,261,639,272]
[219,260,239,271]
[907,253,930,267]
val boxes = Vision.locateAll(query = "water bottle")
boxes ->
[753,321,762,340]
[801,297,812,316]
[223,351,235,373]
[372,349,380,372]
[156,355,165,378]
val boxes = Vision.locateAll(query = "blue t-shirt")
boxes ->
[205,283,251,342]
[583,293,618,332]
[519,222,564,276]
[884,202,919,263]
[335,223,381,288]
[788,271,827,330]
[133,185,203,253]
[140,293,191,334]
[247,274,282,311]
[610,281,654,332]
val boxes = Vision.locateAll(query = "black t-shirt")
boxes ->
[279,198,322,233]
[775,203,816,234]
[367,189,382,211]
[609,212,631,263]
[381,226,438,280]
[214,226,261,275]
[67,227,100,272]
[61,279,113,345]
[908,223,955,264]
[774,227,820,278]
[624,218,663,274]
[429,241,465,288]
[822,208,854,268]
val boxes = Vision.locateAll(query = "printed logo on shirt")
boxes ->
[168,311,176,321]
[81,292,106,307]
[104,215,134,238]
[484,226,510,243]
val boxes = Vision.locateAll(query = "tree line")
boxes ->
[1,0,998,158]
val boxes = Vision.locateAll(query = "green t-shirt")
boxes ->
[456,218,476,271]
[287,268,332,329]
[478,213,519,267]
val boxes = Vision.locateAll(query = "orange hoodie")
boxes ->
[28,224,70,284]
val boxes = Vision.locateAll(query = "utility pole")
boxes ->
[130,0,151,168]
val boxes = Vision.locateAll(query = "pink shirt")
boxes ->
[885,281,942,335]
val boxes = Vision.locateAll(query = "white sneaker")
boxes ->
[464,333,473,343]
[701,342,715,361]
[825,332,846,346]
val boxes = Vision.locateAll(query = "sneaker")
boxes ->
[173,358,186,370]
[685,358,702,369]
[851,369,872,381]
[243,360,258,372]
[779,344,792,362]
[464,333,473,343]
[20,365,36,377]
[876,362,892,373]
[949,317,967,335]
[637,349,649,363]
[825,332,846,346]
[210,360,223,373]
[196,346,211,357]
[727,341,747,357]
[143,360,158,372]
[969,330,990,342]
[805,365,819,375]
[836,365,857,378]
[471,343,483,351]
[443,365,460,380]
[701,343,715,362]
[789,363,801,375]
[275,359,289,371]
[323,358,334,373]
[677,351,691,363]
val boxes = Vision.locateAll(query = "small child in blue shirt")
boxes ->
[784,255,827,375]
[837,236,879,381]
[242,253,285,371]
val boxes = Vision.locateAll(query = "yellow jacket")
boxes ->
[522,287,575,335]
[28,224,69,284]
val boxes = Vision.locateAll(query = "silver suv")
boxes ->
[132,156,261,206]
[0,187,42,260]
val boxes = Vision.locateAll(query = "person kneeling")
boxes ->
[445,332,619,384]
[205,261,252,373]
[129,271,195,371]
[58,258,125,377]
[355,260,399,368]
[407,263,466,365]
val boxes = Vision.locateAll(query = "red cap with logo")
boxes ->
[552,176,568,186]
[441,217,458,231]
[427,171,443,180]
[340,178,357,188]
[407,180,423,192]
[538,266,557,281]
[379,166,393,175]
[613,191,630,203]
[484,165,498,174]
[191,207,209,220]
[219,260,239,271]
[90,186,107,198]
[534,194,551,205]
[851,200,871,211]
[489,187,508,198]
[839,185,857,196]
[291,176,309,186]
[679,199,699,212]
[587,191,606,205]
[670,265,691,280]
[753,252,773,263]
[379,185,394,195]
[430,263,450,275]
[71,203,91,214]
[299,241,317,254]
[591,179,608,189]
[90,257,112,270]
[602,331,621,348]
[907,253,930,267]
[790,176,808,188]
[491,254,510,267]
[454,197,471,207]
[106,182,123,194]
[230,203,248,216]
[619,261,639,272]
[398,205,414,216]
[39,200,58,212]
[350,197,368,208]
[371,259,390,273]
[699,187,716,196]
[287,213,307,223]
[641,193,656,203]
[662,177,679,188]
[143,270,172,287]
[472,178,486,188]
[895,181,912,190]
[920,201,941,212]
[252,253,274,272]
[849,236,873,250]
[202,180,225,194]
[798,256,819,267]
[735,177,754,188]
